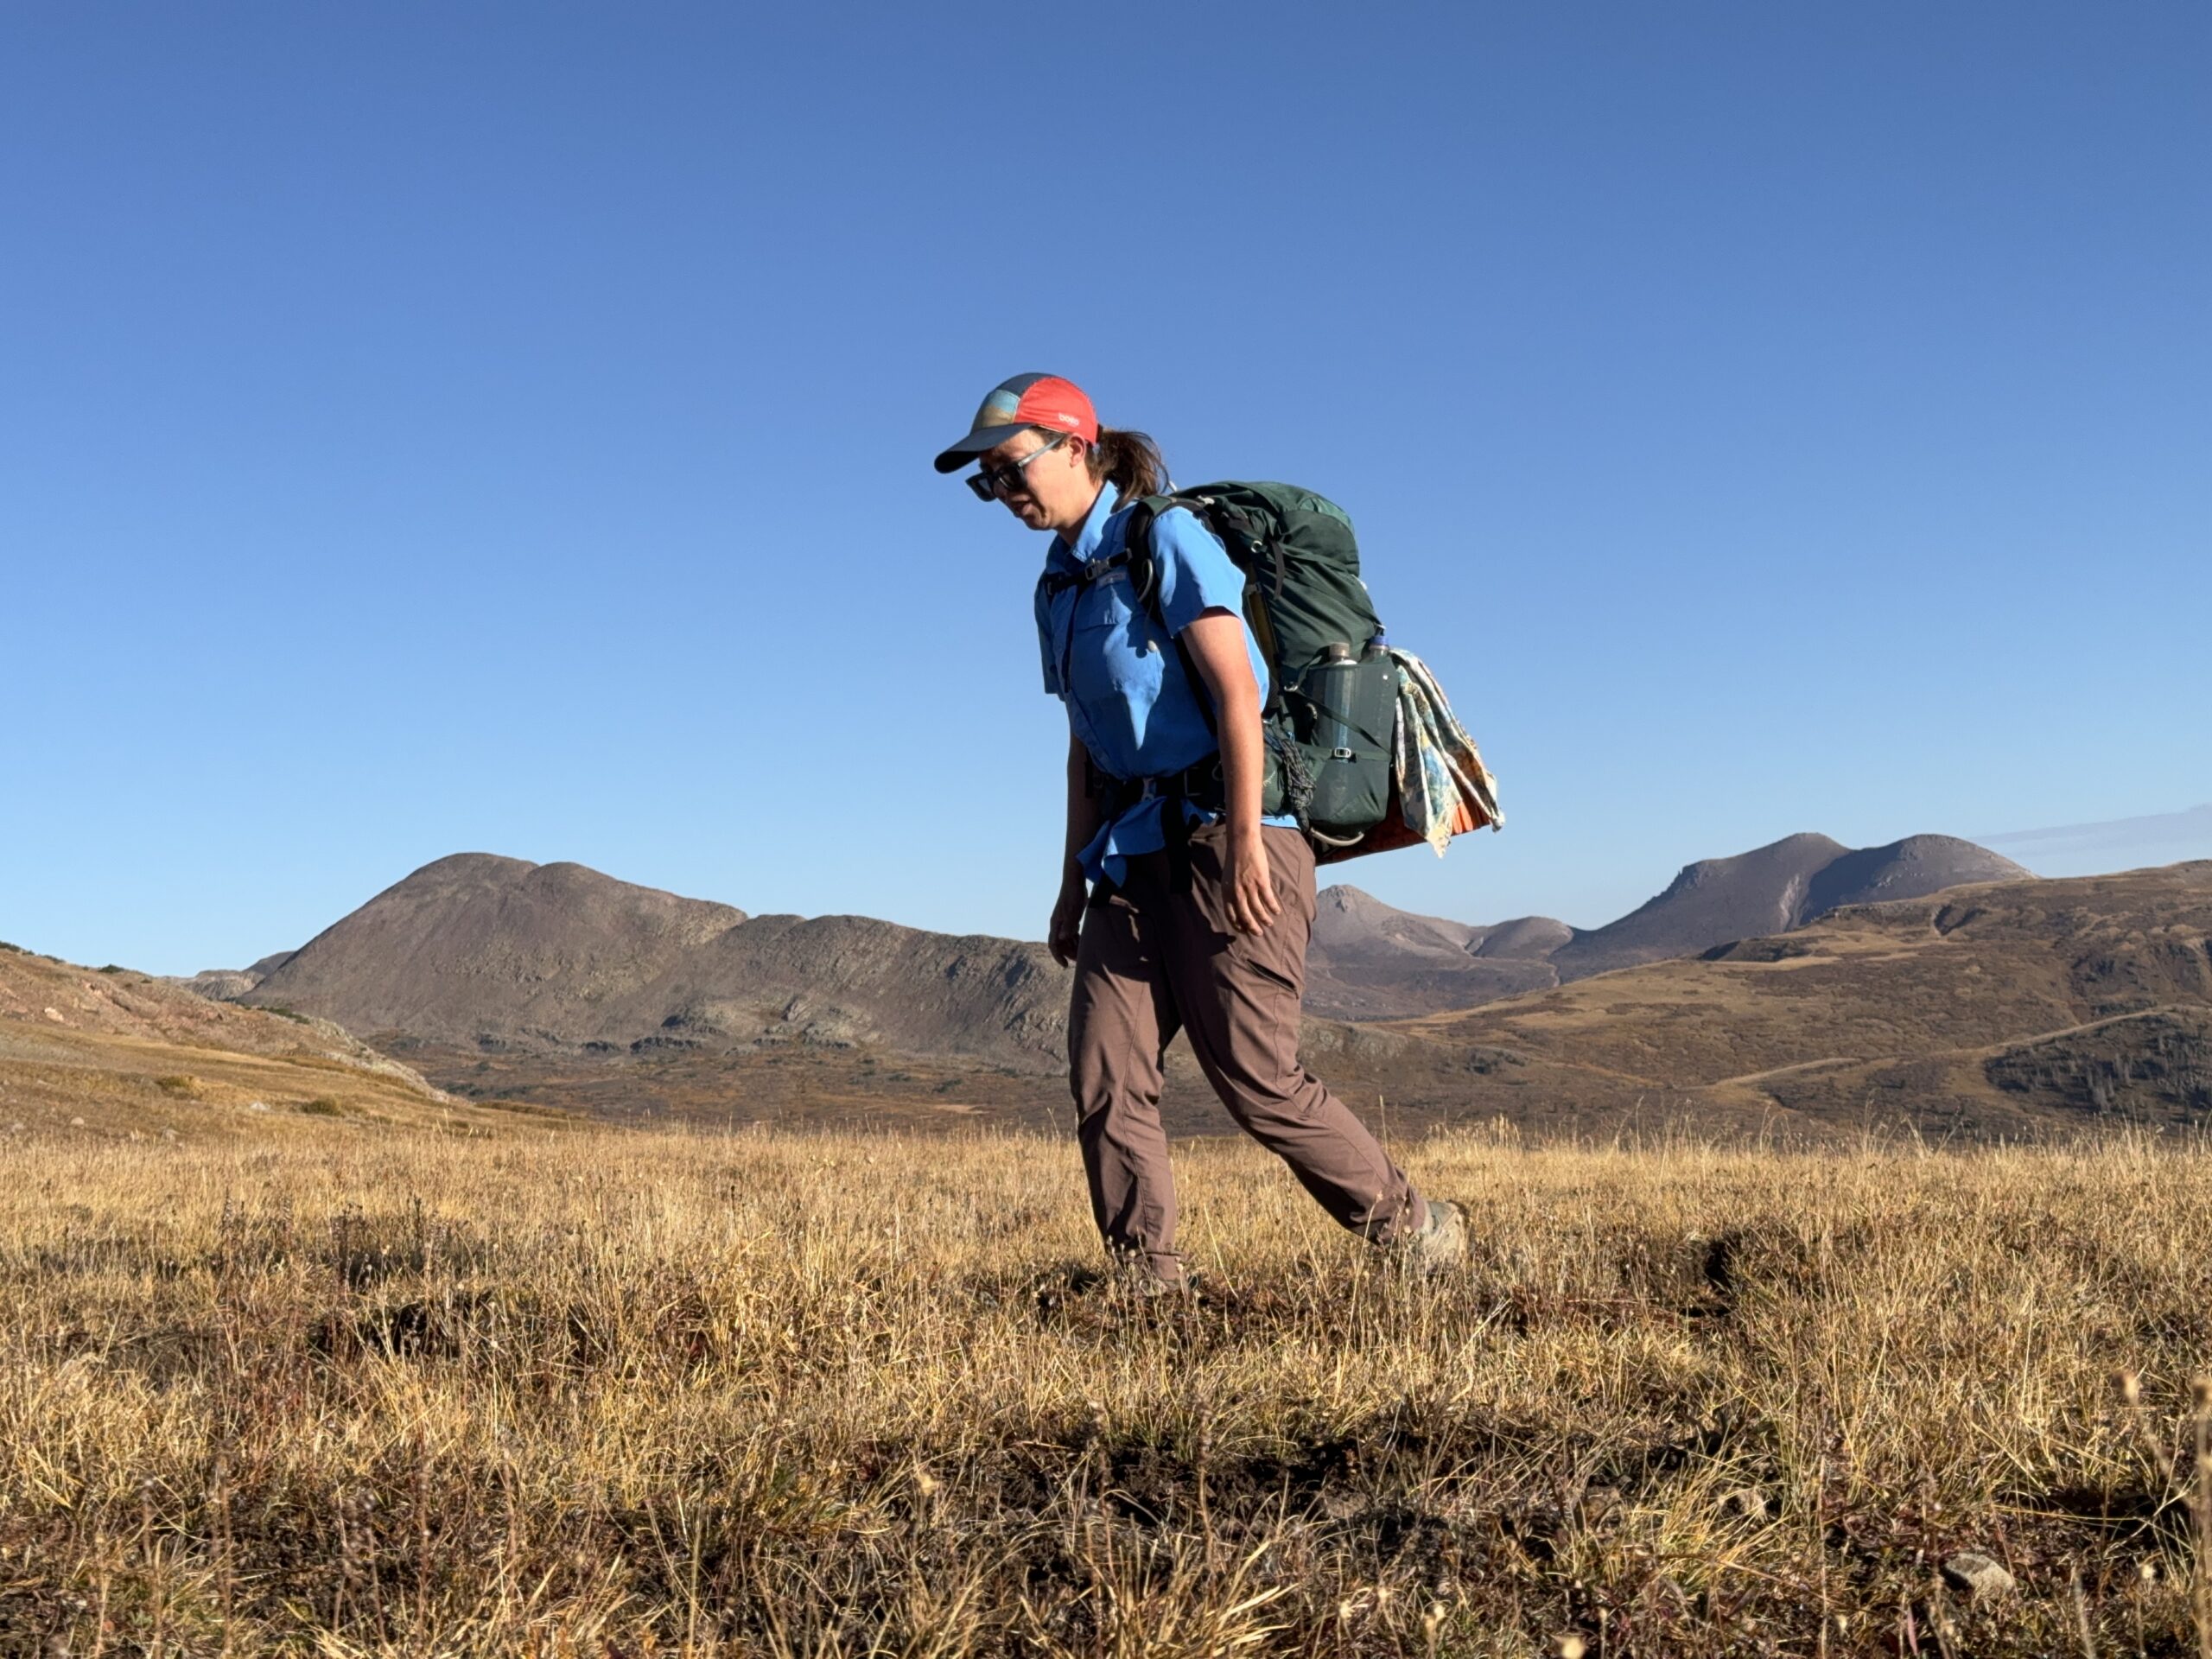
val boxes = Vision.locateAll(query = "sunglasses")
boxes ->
[966,431,1070,501]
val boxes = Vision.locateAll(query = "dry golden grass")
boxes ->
[4,1124,2211,1656]
[0,1020,562,1144]
[0,947,545,1144]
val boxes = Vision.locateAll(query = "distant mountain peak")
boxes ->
[1313,830,2030,1009]
[1559,830,2027,981]
[200,830,2039,1069]
[1318,885,1386,913]
[1804,836,2029,920]
[401,851,540,885]
[238,853,1065,1071]
[1658,833,1849,899]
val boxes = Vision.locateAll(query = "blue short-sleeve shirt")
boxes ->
[1033,482,1294,887]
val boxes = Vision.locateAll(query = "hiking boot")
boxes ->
[1402,1196,1467,1276]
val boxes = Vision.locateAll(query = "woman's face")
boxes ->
[978,429,1096,532]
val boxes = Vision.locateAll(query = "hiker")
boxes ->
[933,373,1465,1288]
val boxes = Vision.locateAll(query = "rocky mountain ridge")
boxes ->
[235,854,1069,1071]
[195,831,2031,1059]
[105,848,2212,1141]
[1306,832,2028,1018]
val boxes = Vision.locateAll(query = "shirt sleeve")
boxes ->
[1033,581,1062,696]
[1149,506,1246,636]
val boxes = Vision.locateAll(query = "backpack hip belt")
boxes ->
[1089,757,1242,898]
[1090,756,1226,817]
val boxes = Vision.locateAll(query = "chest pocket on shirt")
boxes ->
[1065,576,1163,700]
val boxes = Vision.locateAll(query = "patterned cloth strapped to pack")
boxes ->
[1390,649,1503,855]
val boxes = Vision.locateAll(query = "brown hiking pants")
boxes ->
[1067,820,1425,1281]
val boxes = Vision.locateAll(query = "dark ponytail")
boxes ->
[1086,425,1167,500]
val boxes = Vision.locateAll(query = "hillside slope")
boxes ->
[244,854,1070,1071]
[1306,887,1560,1020]
[0,941,547,1140]
[1379,861,2212,1135]
[152,860,2212,1141]
[1307,833,2026,1017]
[1547,833,2028,980]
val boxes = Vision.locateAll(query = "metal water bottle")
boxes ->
[1312,642,1357,759]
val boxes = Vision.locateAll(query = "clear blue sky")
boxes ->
[4,3,2207,975]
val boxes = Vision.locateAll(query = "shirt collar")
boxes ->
[1046,481,1122,572]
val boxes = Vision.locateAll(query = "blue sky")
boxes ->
[3,3,2206,975]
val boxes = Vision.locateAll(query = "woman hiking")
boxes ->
[932,372,1465,1291]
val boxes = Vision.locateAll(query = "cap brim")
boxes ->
[932,422,1033,474]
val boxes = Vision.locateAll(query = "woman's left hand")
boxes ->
[1225,829,1282,935]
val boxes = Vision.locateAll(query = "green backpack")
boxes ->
[1122,481,1399,848]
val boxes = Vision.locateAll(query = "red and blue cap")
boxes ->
[932,372,1098,474]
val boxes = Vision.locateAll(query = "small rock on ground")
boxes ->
[1942,1550,2017,1599]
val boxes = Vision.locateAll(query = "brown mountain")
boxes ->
[1471,916,1579,959]
[1306,887,1560,1020]
[242,853,1068,1071]
[212,831,2035,1082]
[1363,860,2212,1137]
[1548,832,2028,979]
[183,851,2211,1141]
[454,860,2204,1141]
[169,950,297,1003]
[1306,832,2027,1018]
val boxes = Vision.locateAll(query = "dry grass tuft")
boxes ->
[3,1127,2210,1655]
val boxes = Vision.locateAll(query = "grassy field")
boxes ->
[3,1124,2210,1656]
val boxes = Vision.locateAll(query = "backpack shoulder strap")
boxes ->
[1122,492,1239,612]
[1120,498,1163,612]
[1135,491,1298,723]
[1123,493,1231,738]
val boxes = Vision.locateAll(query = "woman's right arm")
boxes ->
[1050,732,1102,967]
